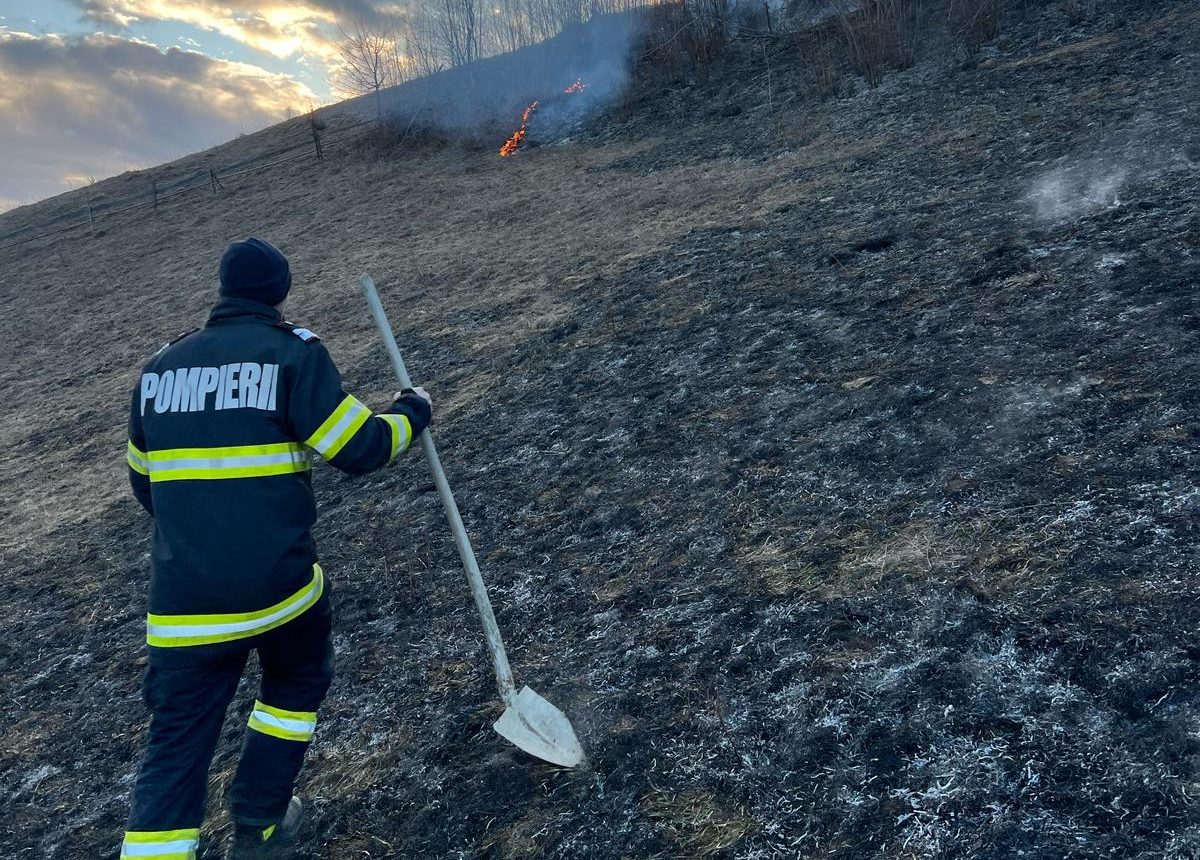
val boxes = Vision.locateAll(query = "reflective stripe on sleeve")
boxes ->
[128,441,151,475]
[145,442,311,483]
[146,565,324,648]
[120,828,200,859]
[248,700,318,742]
[378,413,413,462]
[304,395,372,459]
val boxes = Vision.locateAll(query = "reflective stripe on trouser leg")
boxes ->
[229,594,334,825]
[248,700,317,742]
[120,829,199,859]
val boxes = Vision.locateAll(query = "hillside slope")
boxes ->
[1,2,1198,858]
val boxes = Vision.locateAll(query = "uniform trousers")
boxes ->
[122,591,333,857]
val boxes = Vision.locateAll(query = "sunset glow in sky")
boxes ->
[0,1,388,211]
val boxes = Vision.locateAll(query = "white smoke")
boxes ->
[1029,163,1127,222]
[362,11,640,138]
[1026,116,1195,224]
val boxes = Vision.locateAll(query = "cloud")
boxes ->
[0,29,316,206]
[69,1,391,61]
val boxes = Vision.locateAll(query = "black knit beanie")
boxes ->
[218,238,292,306]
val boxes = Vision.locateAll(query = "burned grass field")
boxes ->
[1,2,1198,857]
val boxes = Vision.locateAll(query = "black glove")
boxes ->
[387,388,432,436]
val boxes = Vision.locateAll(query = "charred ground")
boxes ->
[1,1,1198,858]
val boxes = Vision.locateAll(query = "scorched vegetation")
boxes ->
[0,0,1197,857]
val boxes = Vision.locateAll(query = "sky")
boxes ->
[0,1,397,211]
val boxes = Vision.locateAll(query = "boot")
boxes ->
[224,796,304,859]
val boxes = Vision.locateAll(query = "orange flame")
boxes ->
[499,100,538,157]
[563,78,586,94]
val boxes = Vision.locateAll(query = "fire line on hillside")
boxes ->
[499,79,588,157]
[499,101,539,157]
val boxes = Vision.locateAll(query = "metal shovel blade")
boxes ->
[493,686,586,768]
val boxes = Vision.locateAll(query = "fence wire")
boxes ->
[0,118,375,253]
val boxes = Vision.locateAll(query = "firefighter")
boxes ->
[120,238,432,859]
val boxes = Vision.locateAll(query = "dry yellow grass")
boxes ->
[0,124,819,561]
[643,789,757,857]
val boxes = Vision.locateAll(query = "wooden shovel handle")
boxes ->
[359,274,517,704]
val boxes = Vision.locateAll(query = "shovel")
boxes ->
[359,274,586,769]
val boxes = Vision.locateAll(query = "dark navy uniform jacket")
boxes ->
[127,297,430,649]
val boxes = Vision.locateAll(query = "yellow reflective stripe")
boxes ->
[147,565,322,626]
[121,828,199,859]
[248,700,318,742]
[255,701,318,722]
[262,824,277,841]
[327,406,370,458]
[145,442,311,483]
[146,565,323,648]
[122,829,200,844]
[128,441,150,475]
[305,396,356,449]
[304,395,372,459]
[149,442,303,460]
[378,413,412,462]
[150,461,310,483]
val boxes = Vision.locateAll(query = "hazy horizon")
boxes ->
[0,1,386,211]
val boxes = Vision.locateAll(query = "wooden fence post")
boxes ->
[87,204,95,233]
[310,108,325,161]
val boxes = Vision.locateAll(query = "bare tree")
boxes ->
[335,18,403,120]
[488,0,533,54]
[431,0,483,68]
[366,0,611,85]
[403,12,446,77]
